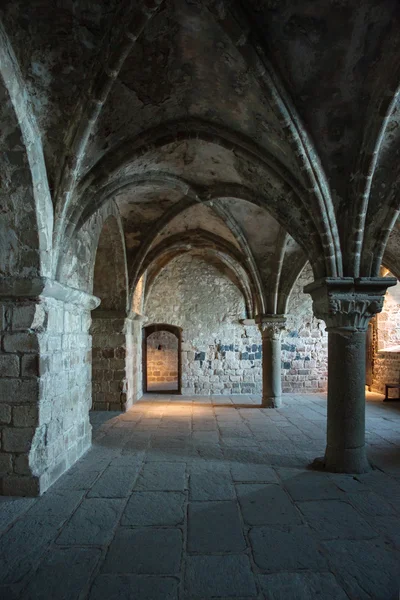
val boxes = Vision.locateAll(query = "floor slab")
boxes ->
[1,392,400,599]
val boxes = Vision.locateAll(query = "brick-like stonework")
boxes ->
[147,331,178,387]
[145,257,328,395]
[371,279,400,394]
[373,351,400,395]
[91,312,144,411]
[91,312,127,411]
[0,296,93,496]
[146,255,262,396]
[282,264,328,393]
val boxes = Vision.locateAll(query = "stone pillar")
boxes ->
[125,312,147,409]
[90,310,127,412]
[256,315,286,408]
[0,277,99,496]
[91,310,147,411]
[305,277,397,473]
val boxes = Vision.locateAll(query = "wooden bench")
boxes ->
[384,382,400,401]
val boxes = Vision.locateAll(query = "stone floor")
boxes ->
[147,381,179,392]
[1,392,400,600]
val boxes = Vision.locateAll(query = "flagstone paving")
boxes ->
[1,392,400,599]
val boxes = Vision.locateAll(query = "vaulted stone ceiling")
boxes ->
[2,0,400,305]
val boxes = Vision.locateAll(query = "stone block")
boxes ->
[21,355,39,377]
[236,483,302,526]
[0,405,11,424]
[102,348,114,359]
[13,454,30,475]
[188,501,246,553]
[135,462,186,492]
[56,498,125,545]
[259,572,348,599]
[185,555,257,598]
[0,495,35,533]
[3,427,34,452]
[21,547,102,600]
[88,466,140,498]
[0,355,19,377]
[12,406,38,427]
[0,303,6,331]
[189,464,235,501]
[282,471,344,502]
[115,347,125,359]
[322,538,399,599]
[102,528,182,575]
[122,492,185,527]
[88,575,179,600]
[11,304,47,332]
[3,333,39,354]
[1,474,40,496]
[0,453,13,475]
[64,310,82,333]
[230,464,278,483]
[298,499,377,540]
[250,525,327,572]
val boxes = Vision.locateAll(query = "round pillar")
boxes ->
[304,276,397,474]
[257,316,286,409]
[325,329,369,473]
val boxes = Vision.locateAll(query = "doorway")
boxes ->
[143,324,182,394]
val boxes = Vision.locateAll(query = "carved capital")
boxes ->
[256,314,286,340]
[304,277,397,334]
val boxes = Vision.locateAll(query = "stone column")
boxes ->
[125,312,147,408]
[256,315,286,408]
[305,277,397,473]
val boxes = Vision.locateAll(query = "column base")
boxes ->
[310,445,371,474]
[261,395,282,409]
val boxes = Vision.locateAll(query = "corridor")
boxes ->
[1,394,400,599]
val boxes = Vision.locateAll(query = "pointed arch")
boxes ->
[53,0,165,269]
[207,0,342,277]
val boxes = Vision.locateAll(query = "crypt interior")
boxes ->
[1,0,400,598]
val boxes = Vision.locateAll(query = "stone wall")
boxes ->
[375,281,400,350]
[371,279,400,394]
[145,254,262,395]
[372,351,400,395]
[0,294,93,496]
[145,257,329,396]
[282,264,328,393]
[147,331,178,387]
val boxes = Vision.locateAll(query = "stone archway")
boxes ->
[143,324,182,394]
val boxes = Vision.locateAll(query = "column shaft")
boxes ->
[261,334,282,408]
[257,316,286,409]
[325,330,369,472]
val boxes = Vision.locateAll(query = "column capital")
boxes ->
[127,311,148,323]
[255,314,287,339]
[304,277,397,334]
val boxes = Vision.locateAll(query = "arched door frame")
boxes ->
[143,323,182,395]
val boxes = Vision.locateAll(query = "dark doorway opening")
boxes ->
[143,324,182,394]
